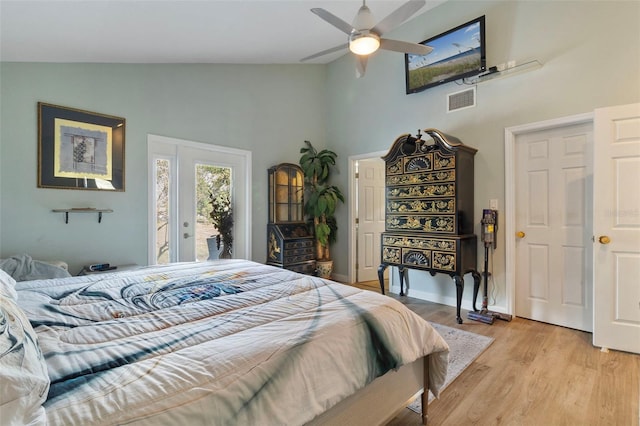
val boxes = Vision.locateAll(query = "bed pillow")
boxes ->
[0,294,50,425]
[0,268,18,300]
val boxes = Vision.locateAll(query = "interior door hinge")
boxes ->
[355,217,359,224]
[355,172,359,179]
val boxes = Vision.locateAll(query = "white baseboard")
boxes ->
[388,284,508,314]
[334,270,509,315]
[331,273,348,283]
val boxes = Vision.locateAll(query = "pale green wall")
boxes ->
[325,0,640,309]
[0,63,327,273]
[1,1,638,308]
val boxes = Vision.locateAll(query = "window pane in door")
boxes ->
[196,164,232,261]
[155,159,171,264]
[292,168,304,221]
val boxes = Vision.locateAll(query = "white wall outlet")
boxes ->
[490,199,499,210]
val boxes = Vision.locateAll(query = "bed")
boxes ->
[1,259,449,425]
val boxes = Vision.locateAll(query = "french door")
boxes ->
[147,135,251,265]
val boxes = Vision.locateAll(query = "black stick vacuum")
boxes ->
[468,209,513,324]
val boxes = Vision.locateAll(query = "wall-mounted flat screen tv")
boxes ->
[405,16,486,94]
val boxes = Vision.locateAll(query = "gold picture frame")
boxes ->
[38,102,125,191]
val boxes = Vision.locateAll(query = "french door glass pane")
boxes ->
[155,159,171,264]
[195,164,232,261]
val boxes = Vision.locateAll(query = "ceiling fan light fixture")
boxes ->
[349,31,380,55]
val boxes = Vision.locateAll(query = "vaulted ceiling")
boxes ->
[1,1,443,64]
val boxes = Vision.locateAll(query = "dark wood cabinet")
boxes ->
[378,129,480,323]
[266,163,316,274]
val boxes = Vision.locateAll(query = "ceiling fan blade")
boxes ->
[371,0,426,35]
[311,8,355,35]
[300,44,349,62]
[380,38,433,55]
[356,56,368,78]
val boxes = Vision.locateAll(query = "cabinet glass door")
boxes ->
[269,164,304,223]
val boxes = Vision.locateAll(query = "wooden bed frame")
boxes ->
[308,355,430,425]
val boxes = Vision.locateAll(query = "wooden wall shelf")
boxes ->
[52,208,113,224]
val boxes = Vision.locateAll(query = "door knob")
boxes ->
[598,235,611,244]
[516,231,525,238]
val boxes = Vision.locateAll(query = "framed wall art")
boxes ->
[38,102,125,191]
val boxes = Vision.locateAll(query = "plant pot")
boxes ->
[207,238,232,260]
[315,260,333,279]
[207,237,221,260]
[219,243,232,259]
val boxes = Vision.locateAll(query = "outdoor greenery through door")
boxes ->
[155,162,231,263]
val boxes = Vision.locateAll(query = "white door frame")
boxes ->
[347,150,387,284]
[504,112,594,315]
[147,134,252,265]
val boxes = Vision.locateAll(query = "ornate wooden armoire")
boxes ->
[378,129,480,323]
[266,163,316,274]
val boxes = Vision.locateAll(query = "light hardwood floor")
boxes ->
[350,281,639,426]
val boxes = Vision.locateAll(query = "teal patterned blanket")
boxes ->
[15,260,448,425]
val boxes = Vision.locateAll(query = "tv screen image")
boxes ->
[405,16,486,94]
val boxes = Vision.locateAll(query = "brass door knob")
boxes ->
[598,235,611,244]
[516,231,525,238]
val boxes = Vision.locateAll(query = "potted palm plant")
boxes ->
[299,140,345,278]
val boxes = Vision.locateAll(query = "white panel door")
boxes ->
[515,122,593,331]
[593,103,640,354]
[357,158,386,282]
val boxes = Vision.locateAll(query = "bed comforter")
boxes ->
[14,260,448,425]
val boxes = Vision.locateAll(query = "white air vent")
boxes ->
[447,87,476,112]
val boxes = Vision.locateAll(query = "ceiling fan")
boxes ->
[301,0,433,77]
